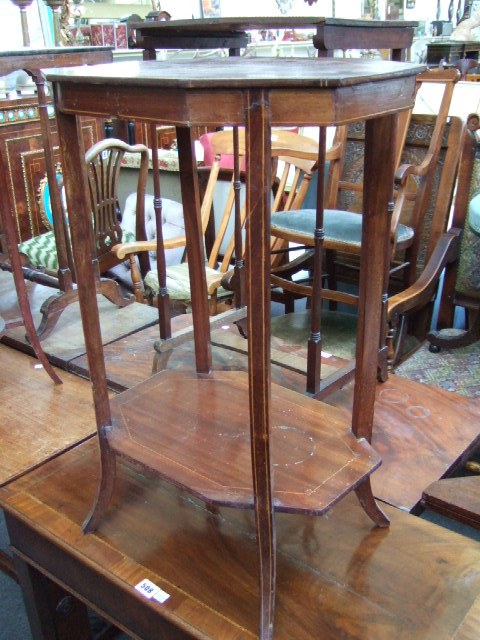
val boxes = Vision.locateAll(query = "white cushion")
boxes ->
[121,193,185,266]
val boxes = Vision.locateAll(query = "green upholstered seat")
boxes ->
[270,209,414,251]
[19,229,136,274]
[144,262,230,302]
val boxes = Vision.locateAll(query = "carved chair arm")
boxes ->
[111,236,187,260]
[387,228,461,319]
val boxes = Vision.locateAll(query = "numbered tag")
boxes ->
[135,579,170,603]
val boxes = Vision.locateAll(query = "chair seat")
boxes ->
[144,262,230,301]
[271,209,414,253]
[18,229,136,273]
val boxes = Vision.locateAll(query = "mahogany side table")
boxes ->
[46,55,423,639]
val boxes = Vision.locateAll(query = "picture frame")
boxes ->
[362,1,379,19]
[201,0,221,18]
[38,167,66,231]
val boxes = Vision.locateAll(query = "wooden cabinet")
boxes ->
[0,95,104,244]
[427,40,480,64]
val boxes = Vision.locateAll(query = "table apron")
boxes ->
[6,514,224,640]
[52,76,417,127]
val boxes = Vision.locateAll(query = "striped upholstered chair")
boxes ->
[18,138,152,289]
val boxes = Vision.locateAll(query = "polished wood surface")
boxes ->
[423,476,480,530]
[109,370,381,512]
[326,373,480,512]
[0,344,95,487]
[48,57,419,94]
[2,437,480,640]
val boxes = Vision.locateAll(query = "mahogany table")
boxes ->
[46,55,422,639]
[3,437,480,640]
[132,17,417,61]
[0,47,113,340]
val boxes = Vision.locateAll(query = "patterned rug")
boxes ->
[395,337,480,399]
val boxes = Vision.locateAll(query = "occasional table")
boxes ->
[46,55,422,639]
[132,16,417,61]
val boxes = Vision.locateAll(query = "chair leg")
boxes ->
[355,477,390,528]
[97,278,133,308]
[129,256,146,303]
[152,343,174,373]
[326,250,338,311]
[0,549,17,582]
[35,289,82,340]
[428,308,480,350]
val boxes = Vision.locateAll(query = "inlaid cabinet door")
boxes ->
[0,95,104,244]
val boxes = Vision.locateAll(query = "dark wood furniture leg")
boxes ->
[13,550,93,640]
[54,111,115,532]
[246,89,276,640]
[0,549,17,582]
[0,149,62,385]
[350,114,399,528]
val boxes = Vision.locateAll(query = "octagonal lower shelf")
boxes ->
[108,369,381,514]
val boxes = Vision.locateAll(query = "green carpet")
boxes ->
[395,339,480,399]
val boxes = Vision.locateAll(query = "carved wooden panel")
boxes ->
[0,96,105,243]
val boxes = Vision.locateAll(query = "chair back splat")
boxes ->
[18,138,151,339]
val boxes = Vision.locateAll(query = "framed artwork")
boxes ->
[201,0,221,18]
[362,1,379,19]
[38,167,67,231]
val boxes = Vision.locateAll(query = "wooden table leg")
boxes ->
[246,88,276,640]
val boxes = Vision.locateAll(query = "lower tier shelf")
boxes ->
[109,370,381,513]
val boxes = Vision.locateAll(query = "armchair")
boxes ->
[17,138,152,339]
[113,129,322,315]
[427,113,480,350]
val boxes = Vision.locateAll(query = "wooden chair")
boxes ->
[386,115,480,370]
[17,138,151,338]
[113,129,322,315]
[271,68,461,308]
[427,113,480,351]
[269,69,462,393]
